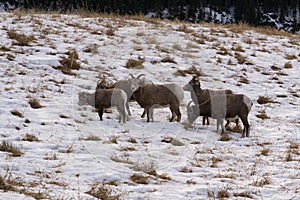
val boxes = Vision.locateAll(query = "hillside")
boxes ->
[0,11,299,199]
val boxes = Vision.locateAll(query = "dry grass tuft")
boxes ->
[125,58,144,69]
[257,96,277,104]
[130,173,149,184]
[253,176,271,186]
[239,76,250,84]
[0,141,23,157]
[271,65,281,71]
[235,52,247,64]
[176,24,194,33]
[10,109,23,118]
[256,109,270,120]
[283,62,293,68]
[174,65,203,77]
[21,133,40,142]
[233,191,253,198]
[54,49,80,75]
[219,133,231,141]
[7,30,35,46]
[86,180,123,199]
[161,56,177,64]
[28,98,44,109]
[285,54,297,60]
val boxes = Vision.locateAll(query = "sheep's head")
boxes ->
[183,76,201,91]
[129,74,146,92]
[186,101,199,124]
[96,79,108,90]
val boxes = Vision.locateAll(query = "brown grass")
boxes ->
[235,52,247,64]
[0,141,23,157]
[7,30,35,46]
[21,133,40,142]
[10,109,23,118]
[174,65,204,77]
[125,58,144,69]
[28,98,44,109]
[256,109,270,120]
[285,54,297,60]
[219,133,231,141]
[283,62,293,68]
[130,173,149,184]
[257,96,277,104]
[86,180,123,199]
[161,56,177,64]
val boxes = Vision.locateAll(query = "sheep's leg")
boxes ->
[98,108,104,121]
[202,117,210,125]
[146,108,150,122]
[149,108,154,122]
[141,110,146,118]
[169,107,176,122]
[240,115,250,137]
[175,107,181,122]
[220,119,225,134]
[235,118,239,126]
[126,102,131,116]
[225,120,230,127]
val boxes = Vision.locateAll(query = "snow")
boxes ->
[0,12,300,199]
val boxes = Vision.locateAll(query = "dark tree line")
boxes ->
[1,0,300,32]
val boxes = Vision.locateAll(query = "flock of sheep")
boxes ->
[78,74,253,137]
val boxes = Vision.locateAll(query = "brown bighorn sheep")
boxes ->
[187,94,253,137]
[78,80,128,123]
[132,84,182,122]
[183,76,238,126]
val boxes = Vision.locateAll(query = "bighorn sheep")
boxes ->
[101,74,153,117]
[78,80,128,123]
[183,76,238,126]
[186,94,253,137]
[131,83,182,122]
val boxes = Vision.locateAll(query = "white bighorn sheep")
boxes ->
[183,75,238,127]
[187,94,253,137]
[78,80,128,123]
[102,74,153,117]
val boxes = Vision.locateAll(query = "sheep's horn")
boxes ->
[129,74,135,78]
[187,101,193,108]
[137,74,146,79]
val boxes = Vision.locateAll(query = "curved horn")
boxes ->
[129,73,135,79]
[137,74,146,79]
[187,101,193,108]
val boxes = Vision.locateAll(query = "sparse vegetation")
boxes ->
[130,173,149,184]
[28,98,44,109]
[161,56,177,64]
[7,30,35,46]
[283,62,293,68]
[174,65,203,77]
[257,96,277,104]
[86,180,123,199]
[235,52,247,64]
[10,109,23,118]
[256,109,270,120]
[21,133,40,142]
[124,58,144,69]
[0,140,23,157]
[54,49,80,75]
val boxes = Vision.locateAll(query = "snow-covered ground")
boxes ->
[0,12,299,199]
